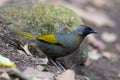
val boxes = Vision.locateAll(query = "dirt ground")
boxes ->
[1,0,120,80]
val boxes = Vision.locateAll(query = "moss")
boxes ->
[0,0,83,35]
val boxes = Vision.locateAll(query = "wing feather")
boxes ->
[37,34,64,46]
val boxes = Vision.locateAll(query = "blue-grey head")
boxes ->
[73,25,97,36]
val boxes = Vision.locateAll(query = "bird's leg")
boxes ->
[48,58,63,72]
[70,64,76,69]
[55,60,66,71]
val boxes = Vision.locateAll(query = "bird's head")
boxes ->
[74,25,97,36]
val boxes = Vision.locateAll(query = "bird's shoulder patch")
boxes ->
[37,34,64,47]
[38,34,57,44]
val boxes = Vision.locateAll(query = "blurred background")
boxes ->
[0,0,120,80]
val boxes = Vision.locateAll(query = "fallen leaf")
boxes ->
[21,44,33,56]
[102,51,117,59]
[0,55,16,68]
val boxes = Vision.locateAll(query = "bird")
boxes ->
[13,25,97,71]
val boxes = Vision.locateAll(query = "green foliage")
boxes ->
[0,0,83,35]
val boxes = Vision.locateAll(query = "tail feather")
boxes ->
[13,30,35,40]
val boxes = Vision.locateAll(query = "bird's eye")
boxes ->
[78,31,83,35]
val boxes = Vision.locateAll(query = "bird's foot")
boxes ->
[48,58,66,73]
[55,60,66,71]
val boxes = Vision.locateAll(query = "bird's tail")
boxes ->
[13,30,35,40]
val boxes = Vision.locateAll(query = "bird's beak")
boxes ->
[90,29,98,34]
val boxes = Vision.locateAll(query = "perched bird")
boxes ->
[14,25,97,71]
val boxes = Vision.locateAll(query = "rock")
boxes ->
[23,67,54,79]
[36,65,44,71]
[0,72,10,80]
[88,50,102,60]
[55,70,75,80]
[101,32,117,43]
